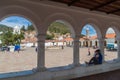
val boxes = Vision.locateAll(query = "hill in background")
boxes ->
[0,24,12,32]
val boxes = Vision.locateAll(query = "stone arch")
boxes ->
[104,40,107,47]
[105,22,120,39]
[0,5,42,34]
[0,5,41,73]
[104,22,120,61]
[43,13,77,38]
[80,18,103,39]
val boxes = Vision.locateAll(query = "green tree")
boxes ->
[1,29,25,46]
[13,32,24,45]
[27,24,35,31]
[46,34,54,40]
[21,25,26,32]
[1,29,14,46]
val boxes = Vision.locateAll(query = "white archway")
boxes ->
[80,18,103,39]
[104,22,120,61]
[43,13,77,68]
[43,13,77,38]
[0,5,42,33]
[105,22,120,39]
[0,5,43,73]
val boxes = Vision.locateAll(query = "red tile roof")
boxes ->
[21,32,116,43]
[64,37,73,41]
[105,33,116,39]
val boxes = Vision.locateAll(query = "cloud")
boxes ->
[0,16,31,28]
[106,28,115,34]
[81,25,115,37]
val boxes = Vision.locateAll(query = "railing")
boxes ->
[1,60,120,80]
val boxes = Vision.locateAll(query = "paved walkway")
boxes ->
[0,47,117,73]
[0,47,37,73]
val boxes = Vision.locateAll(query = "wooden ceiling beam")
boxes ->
[90,0,117,11]
[68,0,80,6]
[107,8,120,14]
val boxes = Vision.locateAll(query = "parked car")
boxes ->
[106,43,117,50]
[1,46,8,51]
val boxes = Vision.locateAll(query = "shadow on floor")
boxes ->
[70,69,120,80]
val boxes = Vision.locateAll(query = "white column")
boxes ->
[73,35,80,66]
[36,34,46,72]
[116,38,120,60]
[98,38,105,62]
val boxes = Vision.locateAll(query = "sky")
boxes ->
[0,16,115,36]
[0,16,31,28]
[81,24,97,36]
[81,25,115,36]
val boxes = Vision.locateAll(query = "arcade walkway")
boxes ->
[0,0,120,80]
[71,69,120,80]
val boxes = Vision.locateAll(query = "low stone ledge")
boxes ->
[0,70,35,79]
[48,65,74,72]
[1,62,120,80]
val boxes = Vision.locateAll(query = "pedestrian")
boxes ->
[35,47,37,52]
[85,49,103,65]
[61,45,64,49]
[88,48,91,56]
[17,48,20,53]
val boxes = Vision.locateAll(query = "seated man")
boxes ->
[86,49,103,65]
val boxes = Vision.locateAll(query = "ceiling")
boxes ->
[50,0,120,16]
